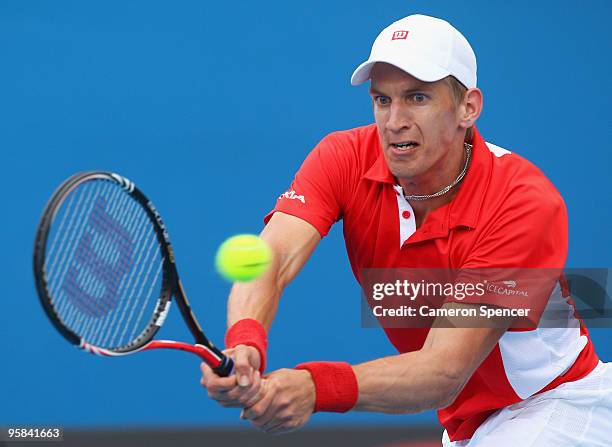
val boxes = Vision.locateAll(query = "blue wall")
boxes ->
[1,0,610,428]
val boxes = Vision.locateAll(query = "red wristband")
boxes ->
[295,361,358,413]
[225,318,268,373]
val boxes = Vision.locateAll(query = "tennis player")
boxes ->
[200,14,612,446]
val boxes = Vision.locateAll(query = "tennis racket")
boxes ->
[33,171,234,376]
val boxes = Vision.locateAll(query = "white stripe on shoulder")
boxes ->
[485,142,512,158]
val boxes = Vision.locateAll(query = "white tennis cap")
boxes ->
[350,14,477,88]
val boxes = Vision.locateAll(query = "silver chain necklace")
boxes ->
[403,142,472,201]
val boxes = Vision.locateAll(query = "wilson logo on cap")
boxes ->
[391,30,409,40]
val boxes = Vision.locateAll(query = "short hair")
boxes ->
[444,76,474,142]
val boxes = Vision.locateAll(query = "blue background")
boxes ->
[1,0,610,429]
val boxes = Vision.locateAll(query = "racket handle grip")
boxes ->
[213,355,235,377]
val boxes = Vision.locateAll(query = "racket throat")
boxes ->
[145,340,223,367]
[80,339,224,368]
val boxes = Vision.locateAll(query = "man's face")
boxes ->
[369,63,464,181]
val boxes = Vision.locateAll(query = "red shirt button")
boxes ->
[402,210,411,219]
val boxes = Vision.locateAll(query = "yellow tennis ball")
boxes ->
[215,234,272,282]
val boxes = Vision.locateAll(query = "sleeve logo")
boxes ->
[279,189,306,204]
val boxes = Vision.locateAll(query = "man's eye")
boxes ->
[375,96,390,105]
[411,93,427,103]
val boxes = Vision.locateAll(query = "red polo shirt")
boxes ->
[264,124,598,441]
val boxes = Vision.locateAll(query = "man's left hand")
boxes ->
[241,368,316,434]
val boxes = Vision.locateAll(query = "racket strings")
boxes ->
[74,190,145,343]
[48,182,105,297]
[50,181,127,330]
[104,222,160,347]
[54,182,124,326]
[44,179,165,350]
[72,190,144,337]
[51,184,116,325]
[62,185,129,320]
[66,184,161,348]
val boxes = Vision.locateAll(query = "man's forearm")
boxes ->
[353,348,464,414]
[224,264,283,374]
[227,269,282,330]
[352,321,508,414]
[227,213,321,331]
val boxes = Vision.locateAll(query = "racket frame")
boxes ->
[33,171,233,376]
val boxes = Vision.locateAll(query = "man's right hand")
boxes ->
[200,345,266,408]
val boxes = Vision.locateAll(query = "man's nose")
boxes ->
[386,104,412,133]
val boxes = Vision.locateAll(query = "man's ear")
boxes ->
[459,88,483,131]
